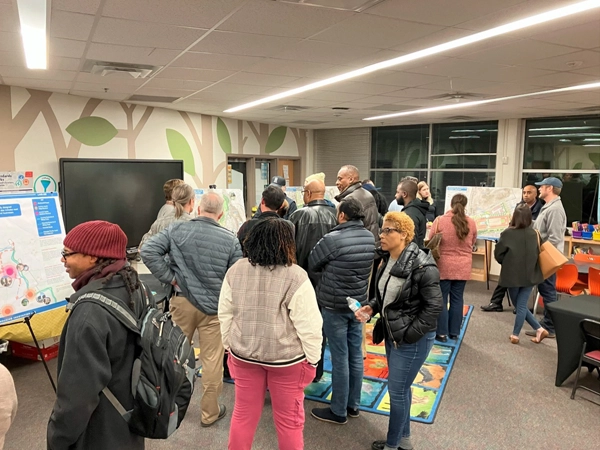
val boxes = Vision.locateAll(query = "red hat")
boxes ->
[64,220,127,259]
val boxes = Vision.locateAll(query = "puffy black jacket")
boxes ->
[402,199,429,248]
[289,200,337,271]
[308,220,375,310]
[368,243,442,345]
[47,275,145,450]
[335,182,380,244]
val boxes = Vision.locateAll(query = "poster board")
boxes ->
[444,186,522,239]
[0,193,73,325]
[286,186,340,209]
[0,171,34,192]
[194,189,246,233]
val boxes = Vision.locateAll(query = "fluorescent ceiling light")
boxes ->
[451,129,497,132]
[584,138,600,141]
[528,133,600,137]
[16,0,47,69]
[224,0,600,113]
[559,139,571,142]
[529,126,595,131]
[583,144,600,147]
[449,135,481,139]
[364,82,600,121]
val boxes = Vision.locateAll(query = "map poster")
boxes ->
[0,192,73,325]
[194,189,246,233]
[444,186,522,239]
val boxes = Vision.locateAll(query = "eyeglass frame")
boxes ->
[380,227,402,235]
[61,250,80,258]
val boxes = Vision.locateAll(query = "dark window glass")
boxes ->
[430,154,496,169]
[371,125,429,169]
[524,116,600,171]
[432,121,498,155]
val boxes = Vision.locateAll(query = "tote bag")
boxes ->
[425,218,442,261]
[535,230,568,279]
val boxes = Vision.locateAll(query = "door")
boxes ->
[277,159,297,187]
[227,159,248,215]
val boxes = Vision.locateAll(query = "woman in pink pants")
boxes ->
[219,218,323,450]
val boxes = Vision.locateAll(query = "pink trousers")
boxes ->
[228,356,315,450]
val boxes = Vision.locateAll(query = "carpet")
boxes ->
[304,304,473,424]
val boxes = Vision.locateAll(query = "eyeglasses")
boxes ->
[301,189,310,194]
[61,250,79,258]
[380,227,401,235]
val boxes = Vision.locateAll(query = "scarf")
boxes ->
[72,259,127,292]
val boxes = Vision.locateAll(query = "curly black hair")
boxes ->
[244,218,296,269]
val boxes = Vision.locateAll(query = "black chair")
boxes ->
[571,319,600,400]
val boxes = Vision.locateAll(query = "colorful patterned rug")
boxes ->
[197,305,472,424]
[304,304,473,424]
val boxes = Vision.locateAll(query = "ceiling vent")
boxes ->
[424,92,486,102]
[83,60,160,79]
[127,95,179,103]
[274,0,385,12]
[267,105,311,112]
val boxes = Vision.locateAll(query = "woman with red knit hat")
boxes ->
[47,220,146,450]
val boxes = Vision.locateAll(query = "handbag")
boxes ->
[535,230,568,279]
[424,219,442,261]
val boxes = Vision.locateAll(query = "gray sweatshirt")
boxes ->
[533,196,566,250]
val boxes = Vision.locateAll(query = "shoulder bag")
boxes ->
[535,230,568,279]
[424,218,442,261]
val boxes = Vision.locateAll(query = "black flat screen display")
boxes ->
[59,158,184,248]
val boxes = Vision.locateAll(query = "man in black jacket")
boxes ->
[48,221,145,450]
[238,185,288,253]
[252,176,297,220]
[395,180,429,248]
[308,198,375,425]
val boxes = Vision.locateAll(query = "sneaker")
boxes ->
[347,407,359,418]
[372,440,398,450]
[311,407,347,424]
[525,330,555,338]
[201,404,227,427]
[480,303,503,312]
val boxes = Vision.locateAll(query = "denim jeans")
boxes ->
[508,286,541,336]
[321,308,363,417]
[537,273,557,334]
[436,280,467,336]
[385,331,435,448]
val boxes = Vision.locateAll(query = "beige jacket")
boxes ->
[0,363,17,449]
[219,259,323,366]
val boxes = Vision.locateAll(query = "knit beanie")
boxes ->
[64,220,127,259]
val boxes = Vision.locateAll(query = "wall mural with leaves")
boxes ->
[0,85,308,188]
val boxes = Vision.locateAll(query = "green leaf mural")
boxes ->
[166,129,196,176]
[265,126,287,154]
[217,118,232,154]
[66,116,118,146]
[589,153,600,169]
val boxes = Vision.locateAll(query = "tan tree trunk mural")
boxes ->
[291,127,308,180]
[238,121,248,153]
[117,103,154,159]
[179,111,226,187]
[247,122,270,154]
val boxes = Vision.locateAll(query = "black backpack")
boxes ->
[69,281,196,439]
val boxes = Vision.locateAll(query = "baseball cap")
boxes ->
[270,176,286,187]
[535,177,563,189]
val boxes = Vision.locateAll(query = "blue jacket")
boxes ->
[308,220,375,311]
[141,216,242,315]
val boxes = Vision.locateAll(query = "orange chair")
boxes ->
[556,264,586,296]
[589,267,600,296]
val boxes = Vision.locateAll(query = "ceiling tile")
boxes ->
[69,89,128,101]
[0,52,23,67]
[170,52,264,71]
[359,70,447,88]
[464,40,580,66]
[522,50,600,73]
[0,4,18,33]
[144,78,214,91]
[303,91,370,102]
[53,0,102,15]
[87,43,180,66]
[572,66,600,77]
[134,86,197,97]
[365,0,523,27]
[188,91,250,102]
[531,20,600,50]
[102,0,245,28]
[244,58,342,78]
[528,71,600,88]
[51,56,81,71]
[2,78,73,91]
[75,72,146,86]
[72,80,140,94]
[51,11,95,41]
[50,38,87,58]
[382,87,454,99]
[218,0,353,38]
[0,67,77,81]
[391,27,474,54]
[309,15,443,49]
[0,32,20,52]
[321,81,402,96]
[222,72,299,87]
[200,83,271,95]
[93,17,207,49]
[536,91,600,105]
[192,31,300,57]
[154,67,235,82]
[275,40,380,65]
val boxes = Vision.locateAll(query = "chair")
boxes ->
[571,319,600,400]
[556,264,586,296]
[589,267,600,296]
[533,293,544,316]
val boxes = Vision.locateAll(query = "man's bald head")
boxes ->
[399,180,418,198]
[303,179,326,203]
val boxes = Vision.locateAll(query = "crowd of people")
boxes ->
[0,168,569,450]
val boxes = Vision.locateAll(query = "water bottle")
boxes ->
[347,297,370,321]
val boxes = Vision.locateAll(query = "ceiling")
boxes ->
[1,0,599,128]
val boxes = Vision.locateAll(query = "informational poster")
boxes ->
[444,186,522,239]
[194,189,246,233]
[0,193,73,325]
[0,171,34,193]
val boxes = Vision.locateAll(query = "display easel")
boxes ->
[0,311,57,392]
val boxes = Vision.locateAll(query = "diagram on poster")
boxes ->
[445,186,522,239]
[194,189,246,233]
[0,193,73,325]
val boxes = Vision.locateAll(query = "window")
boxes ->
[523,115,600,224]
